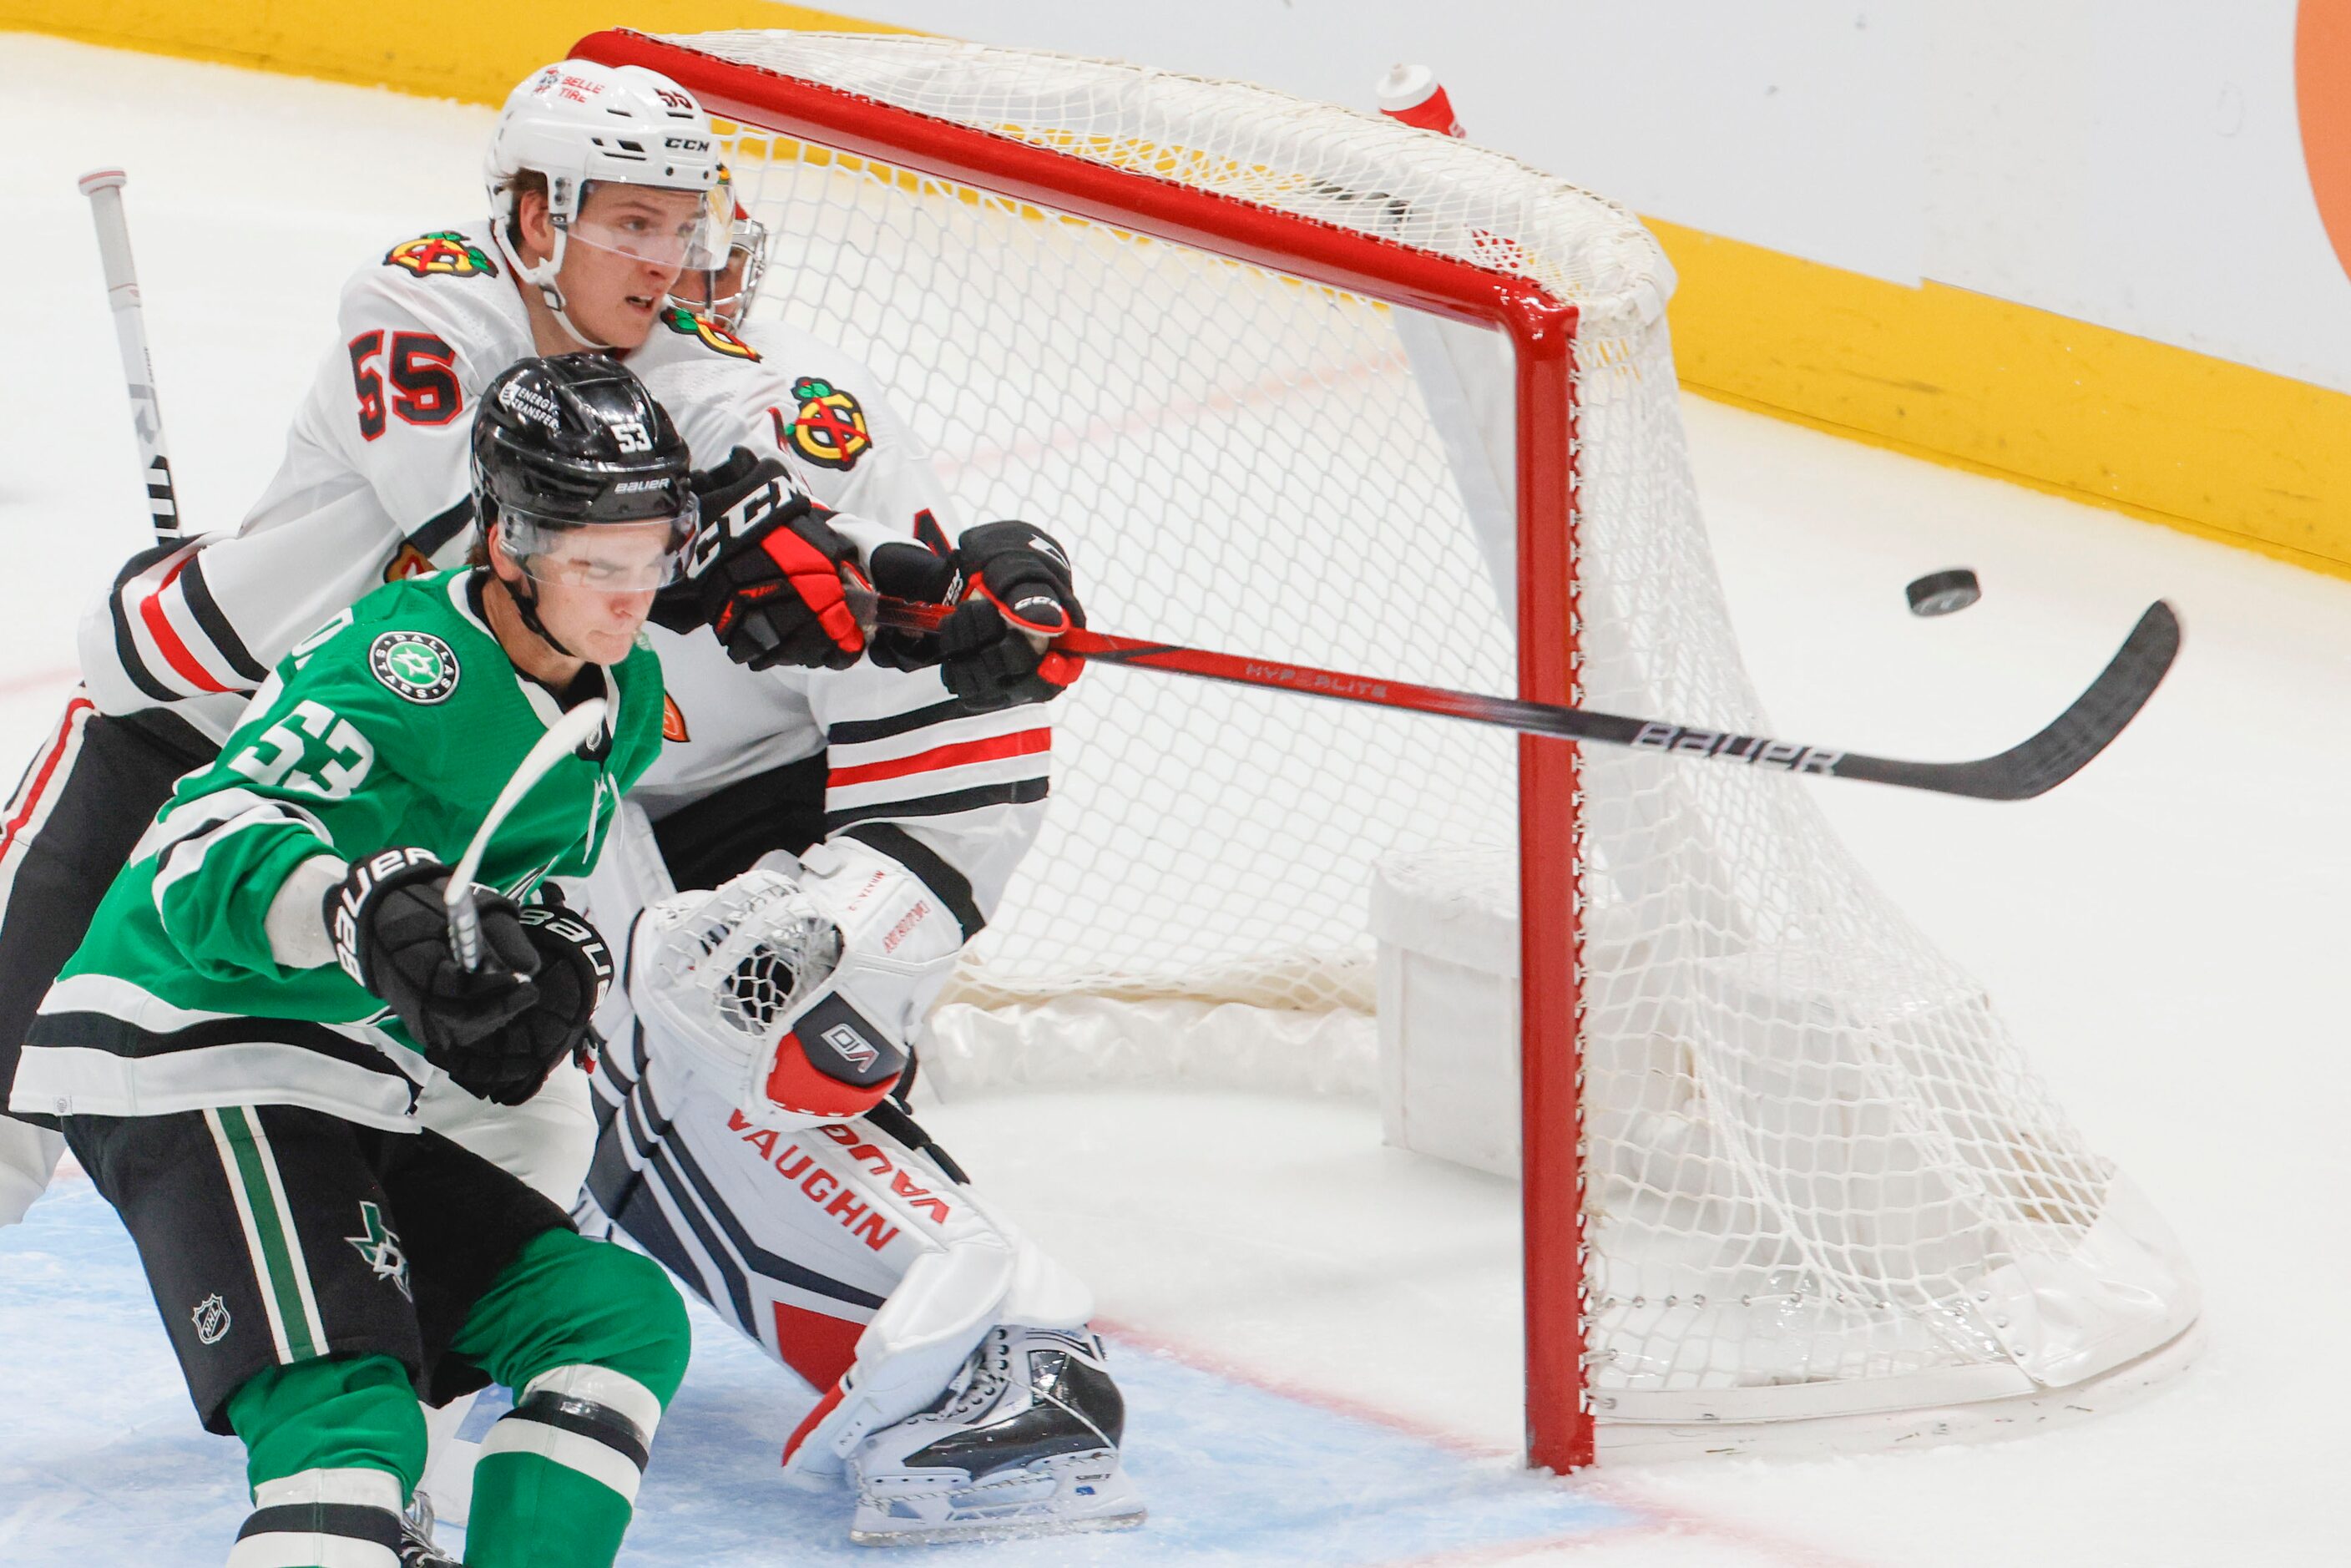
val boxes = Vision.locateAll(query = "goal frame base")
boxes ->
[1593,1319,2203,1464]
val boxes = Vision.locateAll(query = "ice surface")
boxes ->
[1,31,2347,1566]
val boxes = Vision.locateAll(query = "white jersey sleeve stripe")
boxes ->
[825,749,1052,817]
[101,541,201,704]
[826,726,1049,789]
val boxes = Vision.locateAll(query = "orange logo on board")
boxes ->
[661,693,690,743]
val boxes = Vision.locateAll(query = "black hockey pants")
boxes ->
[0,695,216,1110]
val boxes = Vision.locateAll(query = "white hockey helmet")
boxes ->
[484,60,731,345]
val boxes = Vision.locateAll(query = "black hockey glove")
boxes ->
[936,521,1085,711]
[461,892,616,1105]
[652,447,867,671]
[863,527,963,674]
[326,848,541,1093]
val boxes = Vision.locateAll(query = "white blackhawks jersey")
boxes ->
[76,217,1051,916]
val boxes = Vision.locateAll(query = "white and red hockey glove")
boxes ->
[654,447,869,671]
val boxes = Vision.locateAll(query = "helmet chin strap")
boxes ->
[486,539,579,660]
[493,221,619,353]
[511,578,579,660]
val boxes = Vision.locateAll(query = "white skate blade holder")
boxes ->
[848,1449,1145,1546]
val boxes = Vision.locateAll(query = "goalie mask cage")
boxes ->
[573,29,2199,1470]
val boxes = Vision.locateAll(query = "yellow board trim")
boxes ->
[0,3,906,106]
[1654,216,2351,580]
[7,3,2347,575]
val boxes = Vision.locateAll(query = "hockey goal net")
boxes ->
[573,28,2198,1469]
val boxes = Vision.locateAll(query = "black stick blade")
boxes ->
[1832,600,2181,800]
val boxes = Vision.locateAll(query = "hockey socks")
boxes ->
[225,1355,427,1567]
[463,1365,662,1565]
[224,1228,687,1567]
[447,1228,690,1568]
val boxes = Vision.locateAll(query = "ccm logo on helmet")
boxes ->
[665,136,711,152]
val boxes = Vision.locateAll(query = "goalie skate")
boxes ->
[845,1326,1145,1545]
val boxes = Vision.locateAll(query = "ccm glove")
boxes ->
[462,891,616,1104]
[326,848,541,1090]
[652,447,868,671]
[938,521,1085,711]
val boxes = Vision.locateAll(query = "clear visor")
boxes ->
[562,177,733,272]
[498,503,700,592]
[669,215,769,328]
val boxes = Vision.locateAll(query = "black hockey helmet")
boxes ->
[470,354,698,590]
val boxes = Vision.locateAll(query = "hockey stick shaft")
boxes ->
[860,594,2179,802]
[78,169,182,543]
[446,697,610,970]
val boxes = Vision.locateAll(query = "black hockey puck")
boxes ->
[1906,568,1981,617]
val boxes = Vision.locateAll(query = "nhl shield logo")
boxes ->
[369,630,460,704]
[192,1293,231,1346]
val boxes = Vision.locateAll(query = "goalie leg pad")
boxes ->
[846,1326,1145,1545]
[576,1046,1105,1489]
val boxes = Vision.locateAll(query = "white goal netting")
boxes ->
[624,30,2198,1446]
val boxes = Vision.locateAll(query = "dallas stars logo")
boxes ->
[346,1201,412,1302]
[369,630,460,704]
[776,377,872,471]
[384,231,498,279]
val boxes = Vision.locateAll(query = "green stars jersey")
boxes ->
[8,569,662,1131]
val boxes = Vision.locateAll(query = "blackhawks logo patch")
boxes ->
[385,231,498,279]
[779,377,872,471]
[369,630,460,704]
[661,306,759,360]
